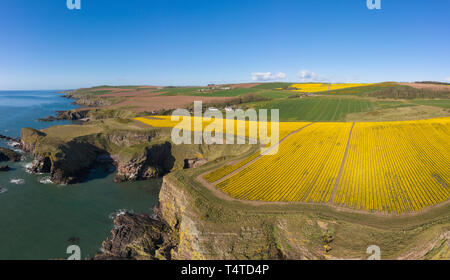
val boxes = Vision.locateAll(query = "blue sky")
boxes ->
[0,0,449,90]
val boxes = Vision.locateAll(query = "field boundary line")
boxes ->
[329,122,355,203]
[213,122,314,184]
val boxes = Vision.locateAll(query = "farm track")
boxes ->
[329,122,355,203]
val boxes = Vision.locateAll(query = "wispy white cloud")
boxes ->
[298,70,328,82]
[251,72,286,81]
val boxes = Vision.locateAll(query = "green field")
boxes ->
[255,97,411,121]
[408,99,450,109]
[159,86,290,99]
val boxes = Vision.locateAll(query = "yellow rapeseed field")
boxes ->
[136,115,450,214]
[135,115,307,144]
[217,122,353,202]
[290,83,372,93]
[334,119,450,213]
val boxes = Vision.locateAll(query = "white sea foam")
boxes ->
[39,176,54,185]
[10,179,25,185]
[23,162,33,173]
[108,209,133,220]
[7,141,20,148]
[0,188,7,194]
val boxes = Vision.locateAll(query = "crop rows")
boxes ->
[217,123,352,202]
[334,120,450,213]
[204,151,262,183]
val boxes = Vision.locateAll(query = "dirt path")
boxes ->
[329,122,355,203]
[212,123,314,184]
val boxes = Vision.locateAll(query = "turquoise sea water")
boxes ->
[0,91,160,260]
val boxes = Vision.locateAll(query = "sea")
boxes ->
[0,90,160,260]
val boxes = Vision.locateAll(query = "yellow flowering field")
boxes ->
[289,83,372,93]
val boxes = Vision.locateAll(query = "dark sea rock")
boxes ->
[93,213,177,260]
[0,165,10,172]
[0,134,20,143]
[38,116,58,122]
[0,148,21,162]
[38,110,90,122]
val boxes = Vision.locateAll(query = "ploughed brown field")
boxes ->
[75,86,234,112]
[398,82,450,91]
[110,95,233,112]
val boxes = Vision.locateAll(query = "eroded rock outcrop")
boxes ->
[94,213,178,260]
[184,158,208,169]
[0,165,10,171]
[38,110,91,122]
[21,127,103,184]
[0,148,21,162]
[20,127,178,184]
[114,142,175,182]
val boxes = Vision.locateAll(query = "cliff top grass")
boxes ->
[42,125,104,142]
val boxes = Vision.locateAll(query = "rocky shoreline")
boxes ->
[38,109,91,122]
[0,147,21,172]
[93,176,194,260]
[93,211,178,260]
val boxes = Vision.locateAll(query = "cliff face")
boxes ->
[95,213,178,260]
[20,127,46,154]
[114,142,175,182]
[157,176,206,260]
[94,176,206,260]
[21,127,169,184]
[156,177,286,260]
[21,128,103,184]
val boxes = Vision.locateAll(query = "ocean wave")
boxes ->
[7,141,20,148]
[10,179,25,185]
[23,162,33,173]
[0,188,7,194]
[108,209,134,220]
[39,176,54,185]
